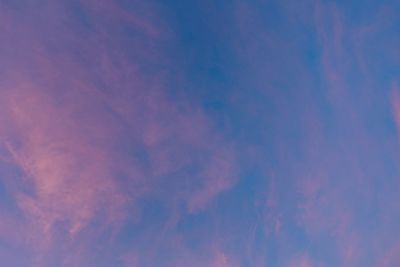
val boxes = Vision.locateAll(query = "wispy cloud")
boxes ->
[0,1,237,266]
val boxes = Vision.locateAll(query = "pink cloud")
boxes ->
[376,243,400,267]
[231,1,400,266]
[209,250,240,267]
[0,1,237,265]
[390,82,400,133]
[288,253,323,267]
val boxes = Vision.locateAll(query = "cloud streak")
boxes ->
[0,0,399,266]
[0,1,237,266]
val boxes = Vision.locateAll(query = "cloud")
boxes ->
[0,1,237,265]
[1,0,398,266]
[231,0,400,266]
[288,253,323,267]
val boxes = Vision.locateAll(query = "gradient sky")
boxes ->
[0,0,399,266]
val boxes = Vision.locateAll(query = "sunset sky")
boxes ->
[0,0,399,266]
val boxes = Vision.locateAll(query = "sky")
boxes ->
[0,0,399,266]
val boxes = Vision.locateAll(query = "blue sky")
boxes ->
[0,0,399,266]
